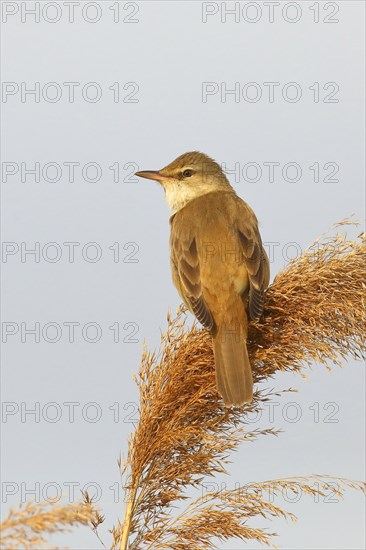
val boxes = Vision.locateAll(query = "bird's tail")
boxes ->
[213,320,253,407]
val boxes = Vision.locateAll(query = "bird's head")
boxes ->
[135,151,232,213]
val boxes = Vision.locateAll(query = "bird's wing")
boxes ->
[235,203,270,321]
[170,224,215,332]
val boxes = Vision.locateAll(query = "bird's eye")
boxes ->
[182,169,193,178]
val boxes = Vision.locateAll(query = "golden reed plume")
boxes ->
[112,221,365,549]
[0,499,98,550]
[1,221,365,549]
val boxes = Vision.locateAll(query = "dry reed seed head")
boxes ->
[2,224,364,550]
[115,224,365,549]
[0,500,98,550]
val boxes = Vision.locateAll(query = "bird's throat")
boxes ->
[164,181,230,214]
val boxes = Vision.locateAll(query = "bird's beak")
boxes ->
[135,170,171,184]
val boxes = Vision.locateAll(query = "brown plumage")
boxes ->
[136,152,269,406]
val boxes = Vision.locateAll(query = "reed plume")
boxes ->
[1,221,365,550]
[0,499,98,550]
[113,221,365,550]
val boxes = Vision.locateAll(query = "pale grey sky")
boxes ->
[1,1,365,549]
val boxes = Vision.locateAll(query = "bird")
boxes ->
[135,151,269,407]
